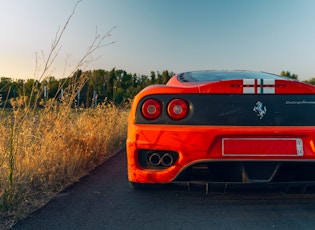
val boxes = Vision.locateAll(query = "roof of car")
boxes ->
[177,70,290,83]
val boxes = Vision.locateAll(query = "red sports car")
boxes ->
[126,70,315,189]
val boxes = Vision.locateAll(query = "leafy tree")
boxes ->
[17,79,41,107]
[106,69,116,101]
[41,76,60,99]
[0,68,177,107]
[0,77,12,98]
[0,77,14,106]
[162,70,174,84]
[280,71,298,80]
[150,71,156,84]
[304,78,315,85]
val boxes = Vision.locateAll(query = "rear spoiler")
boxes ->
[198,79,315,94]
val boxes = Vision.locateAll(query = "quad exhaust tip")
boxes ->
[148,152,174,167]
[148,153,162,166]
[161,153,174,167]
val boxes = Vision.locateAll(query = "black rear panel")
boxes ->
[136,94,315,126]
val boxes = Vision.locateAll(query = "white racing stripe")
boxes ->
[243,79,275,94]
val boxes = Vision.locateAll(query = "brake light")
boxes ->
[167,99,189,120]
[141,99,162,120]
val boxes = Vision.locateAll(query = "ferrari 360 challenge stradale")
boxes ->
[126,70,315,189]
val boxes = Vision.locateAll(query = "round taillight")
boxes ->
[167,99,189,120]
[141,99,162,120]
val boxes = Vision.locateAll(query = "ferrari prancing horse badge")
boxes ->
[253,101,266,119]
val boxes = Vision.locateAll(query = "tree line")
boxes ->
[280,70,315,85]
[0,69,174,108]
[1,69,314,108]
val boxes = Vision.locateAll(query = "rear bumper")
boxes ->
[126,124,315,184]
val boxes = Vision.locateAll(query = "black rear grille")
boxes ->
[178,74,189,82]
[175,161,315,183]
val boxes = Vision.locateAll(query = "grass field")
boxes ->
[0,102,129,228]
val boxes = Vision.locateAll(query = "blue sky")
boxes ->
[1,0,315,80]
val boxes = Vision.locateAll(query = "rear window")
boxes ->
[178,71,290,83]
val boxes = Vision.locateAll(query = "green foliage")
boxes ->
[280,71,299,80]
[4,70,312,107]
[0,69,174,107]
[303,78,315,85]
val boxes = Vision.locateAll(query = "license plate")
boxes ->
[222,138,303,156]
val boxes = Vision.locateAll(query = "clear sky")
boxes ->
[1,0,315,80]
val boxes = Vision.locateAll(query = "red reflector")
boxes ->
[141,99,162,120]
[167,99,189,120]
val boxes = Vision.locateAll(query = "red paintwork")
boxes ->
[168,77,315,94]
[126,73,315,184]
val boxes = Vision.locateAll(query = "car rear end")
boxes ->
[127,71,315,188]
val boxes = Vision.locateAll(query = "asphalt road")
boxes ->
[13,150,315,230]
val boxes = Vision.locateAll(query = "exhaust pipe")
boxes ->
[148,153,162,166]
[161,153,174,167]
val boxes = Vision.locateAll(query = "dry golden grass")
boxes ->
[0,3,122,228]
[0,32,122,230]
[0,102,128,228]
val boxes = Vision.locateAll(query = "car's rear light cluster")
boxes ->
[141,98,189,120]
[167,98,189,120]
[141,99,162,120]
